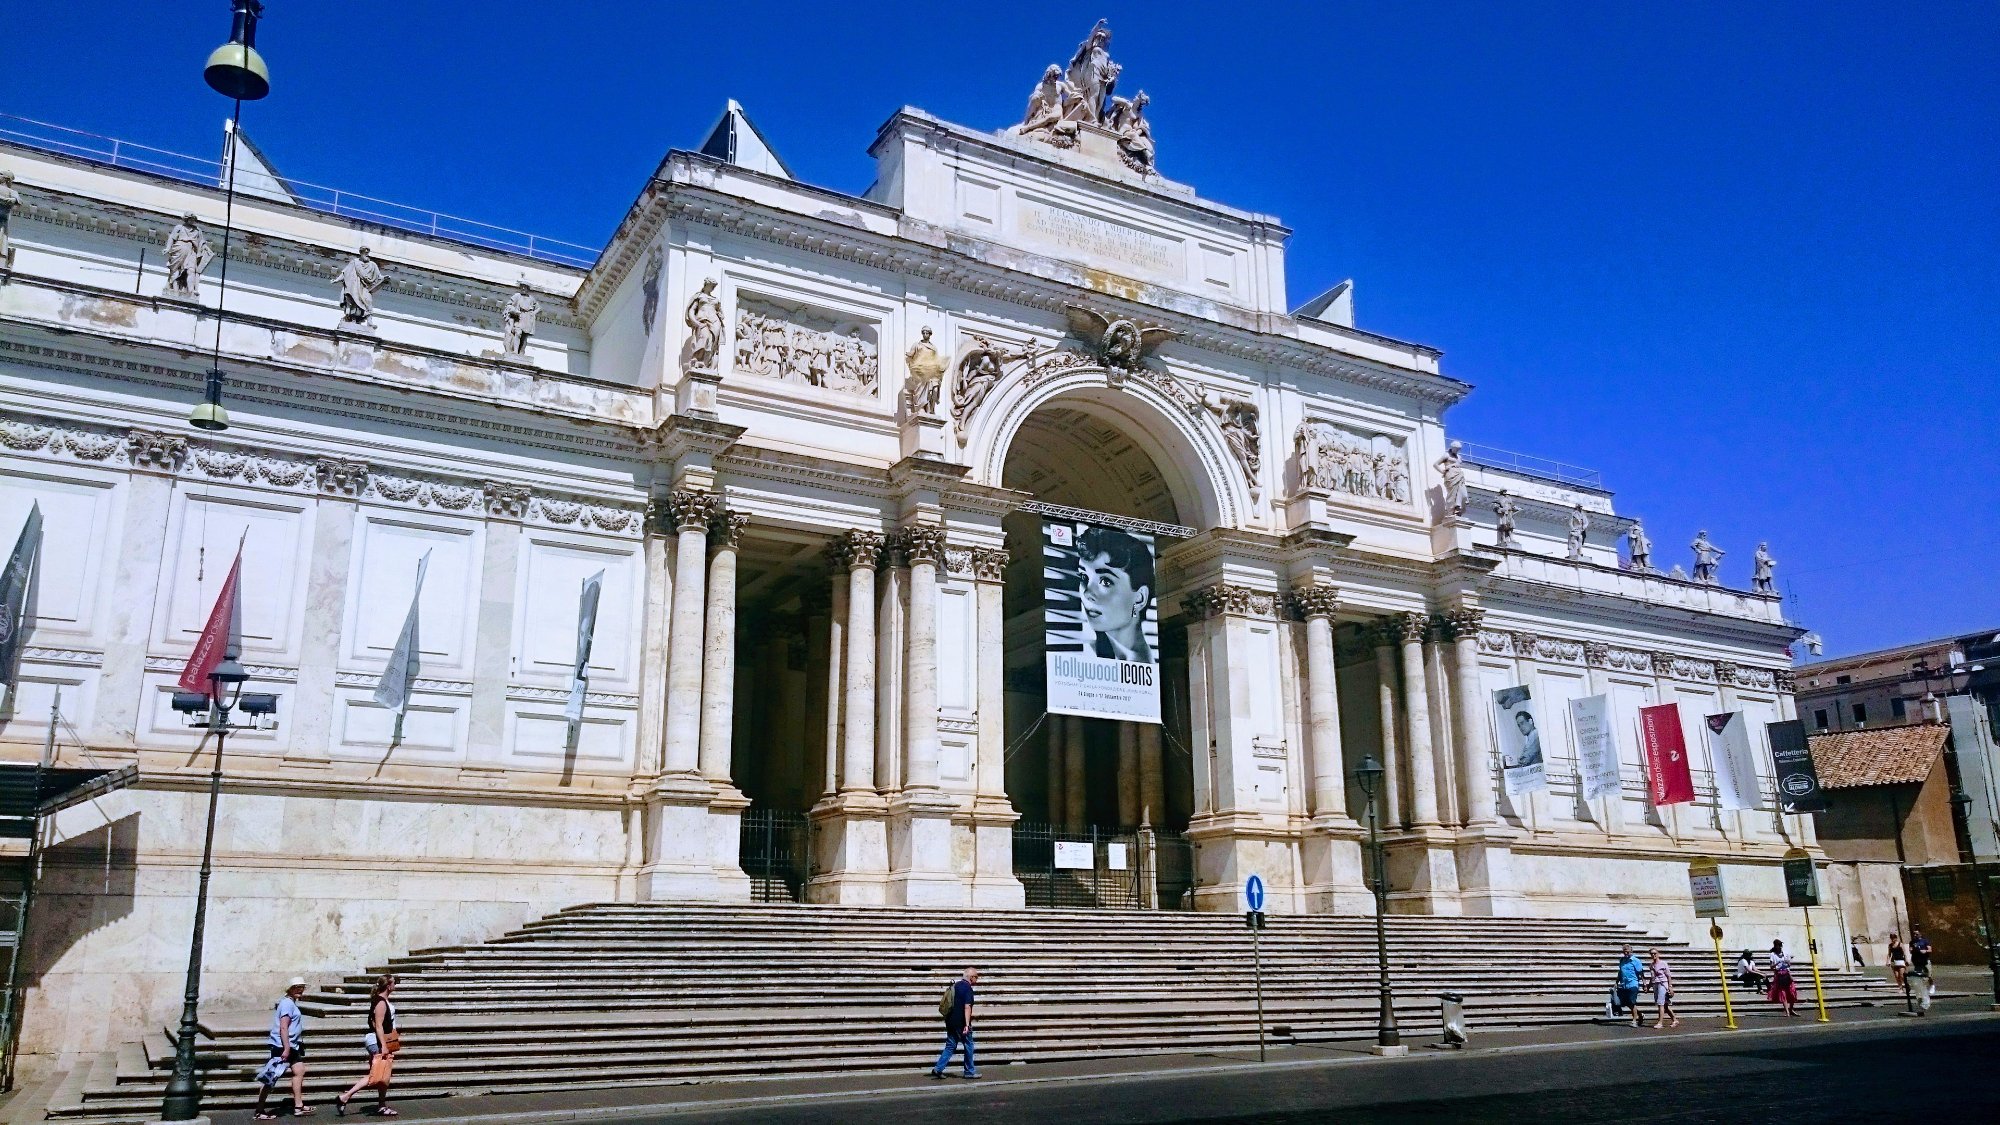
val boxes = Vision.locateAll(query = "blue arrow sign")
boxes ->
[1245,874,1266,913]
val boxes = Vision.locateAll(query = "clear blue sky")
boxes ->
[4,1,1994,658]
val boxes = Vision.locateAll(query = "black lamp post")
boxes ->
[1948,787,2000,1007]
[1356,754,1401,1052]
[159,647,278,1121]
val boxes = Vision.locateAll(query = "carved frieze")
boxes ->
[1183,584,1278,621]
[1773,668,1797,693]
[1478,629,1511,654]
[943,548,975,578]
[484,481,532,520]
[124,428,186,471]
[315,458,369,496]
[1293,420,1411,504]
[733,296,880,396]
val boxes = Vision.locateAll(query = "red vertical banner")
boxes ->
[1640,702,1696,806]
[178,546,243,693]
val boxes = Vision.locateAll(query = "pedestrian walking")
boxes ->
[253,977,312,1120]
[1911,929,1935,1000]
[929,967,980,1080]
[1887,932,1907,988]
[1766,939,1800,1017]
[1646,949,1680,1028]
[335,975,401,1116]
[1849,936,1864,968]
[1614,945,1644,1027]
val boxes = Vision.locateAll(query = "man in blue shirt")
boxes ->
[930,967,981,1079]
[1615,946,1644,1028]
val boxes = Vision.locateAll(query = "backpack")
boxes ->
[938,981,957,1017]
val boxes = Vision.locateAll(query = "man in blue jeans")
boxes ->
[931,967,980,1079]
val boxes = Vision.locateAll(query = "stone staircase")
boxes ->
[44,903,1892,1121]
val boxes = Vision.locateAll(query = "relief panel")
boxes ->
[731,294,881,397]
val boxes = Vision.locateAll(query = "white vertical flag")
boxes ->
[565,570,605,725]
[1704,710,1764,811]
[1569,694,1623,800]
[0,501,45,699]
[374,551,430,716]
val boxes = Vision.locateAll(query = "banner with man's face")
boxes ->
[1491,684,1548,796]
[1043,517,1161,723]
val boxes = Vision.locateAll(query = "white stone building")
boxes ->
[0,47,1812,1061]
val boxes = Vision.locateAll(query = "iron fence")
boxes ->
[1013,822,1142,908]
[739,808,812,904]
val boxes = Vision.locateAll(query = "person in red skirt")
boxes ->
[1766,939,1800,1017]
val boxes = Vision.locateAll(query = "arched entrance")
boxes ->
[995,382,1234,908]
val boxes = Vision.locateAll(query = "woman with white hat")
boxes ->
[253,977,312,1119]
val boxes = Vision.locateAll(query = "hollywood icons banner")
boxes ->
[1491,685,1548,796]
[1704,711,1765,811]
[1639,702,1697,806]
[1042,517,1161,724]
[1766,719,1829,814]
[1569,694,1624,801]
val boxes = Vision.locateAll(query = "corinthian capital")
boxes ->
[1290,584,1340,620]
[897,525,948,566]
[834,529,886,571]
[666,489,721,532]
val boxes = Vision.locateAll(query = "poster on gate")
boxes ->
[1042,516,1162,723]
[1491,685,1548,796]
[1570,694,1623,801]
[1639,702,1697,805]
[1704,711,1765,811]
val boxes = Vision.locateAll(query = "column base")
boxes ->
[1453,824,1527,917]
[1185,813,1303,913]
[707,783,754,903]
[967,798,1026,909]
[886,788,967,907]
[1300,817,1374,915]
[637,772,730,901]
[1382,828,1464,915]
[806,790,890,904]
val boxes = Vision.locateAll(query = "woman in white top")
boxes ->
[336,975,401,1116]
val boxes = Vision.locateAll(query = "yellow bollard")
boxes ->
[1709,921,1738,1030]
[1803,905,1831,1023]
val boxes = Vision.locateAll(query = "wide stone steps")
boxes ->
[46,902,1890,1121]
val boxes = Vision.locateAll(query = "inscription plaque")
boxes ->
[1017,197,1184,278]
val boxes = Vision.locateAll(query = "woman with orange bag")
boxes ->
[336,975,401,1116]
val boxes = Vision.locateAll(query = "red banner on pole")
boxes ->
[1640,702,1696,806]
[178,546,242,693]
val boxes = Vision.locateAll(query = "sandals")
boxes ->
[293,1105,317,1116]
[337,1095,352,1117]
[256,1114,279,1121]
[367,1108,398,1117]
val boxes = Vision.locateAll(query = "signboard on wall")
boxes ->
[1491,685,1548,796]
[1042,517,1162,723]
[1570,694,1623,800]
[1640,703,1697,805]
[1766,719,1829,814]
[1053,841,1095,870]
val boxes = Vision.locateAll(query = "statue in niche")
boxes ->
[683,277,723,372]
[0,171,19,263]
[952,336,1028,443]
[1689,529,1724,584]
[1206,395,1261,500]
[1566,504,1591,561]
[1493,490,1521,548]
[1752,542,1777,593]
[1436,440,1468,517]
[1107,90,1155,173]
[639,246,663,336]
[501,280,539,356]
[163,213,214,299]
[334,247,386,325]
[903,326,946,417]
[1018,64,1079,147]
[1064,20,1121,124]
[1626,519,1653,572]
[1383,455,1410,503]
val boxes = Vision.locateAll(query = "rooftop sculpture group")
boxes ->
[1014,21,1158,174]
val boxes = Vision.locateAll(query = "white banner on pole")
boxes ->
[1042,517,1161,723]
[1704,711,1764,811]
[1492,684,1548,796]
[373,550,430,715]
[1570,694,1623,801]
[564,569,605,725]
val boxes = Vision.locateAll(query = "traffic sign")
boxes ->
[1245,874,1266,912]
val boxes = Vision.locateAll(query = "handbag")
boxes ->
[382,1031,402,1055]
[365,1054,393,1088]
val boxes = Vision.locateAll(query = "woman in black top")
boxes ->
[1887,933,1907,989]
[336,975,400,1116]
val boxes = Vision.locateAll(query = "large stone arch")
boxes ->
[971,366,1247,530]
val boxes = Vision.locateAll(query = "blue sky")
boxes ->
[4,1,1994,658]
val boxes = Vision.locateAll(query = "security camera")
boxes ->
[171,692,211,714]
[238,693,279,716]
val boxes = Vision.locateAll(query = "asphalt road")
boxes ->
[627,1019,1998,1125]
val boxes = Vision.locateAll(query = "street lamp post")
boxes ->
[159,647,277,1121]
[1355,754,1402,1054]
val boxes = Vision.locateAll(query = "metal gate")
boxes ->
[1012,822,1142,908]
[1152,829,1196,911]
[739,808,812,904]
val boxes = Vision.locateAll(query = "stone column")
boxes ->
[635,495,675,778]
[1117,723,1141,828]
[1446,607,1497,826]
[899,527,945,791]
[1293,586,1349,822]
[802,587,832,801]
[874,543,906,793]
[661,489,718,776]
[822,567,848,796]
[1371,624,1405,828]
[968,547,1024,907]
[839,531,883,793]
[807,530,891,904]
[1138,724,1165,827]
[1397,612,1442,827]
[1064,716,1088,829]
[698,511,749,784]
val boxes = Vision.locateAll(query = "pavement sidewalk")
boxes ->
[185,988,1997,1125]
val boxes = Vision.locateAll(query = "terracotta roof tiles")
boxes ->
[1808,724,1948,789]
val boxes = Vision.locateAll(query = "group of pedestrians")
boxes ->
[1611,945,1680,1028]
[251,975,402,1119]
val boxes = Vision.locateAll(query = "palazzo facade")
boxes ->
[0,45,1811,1060]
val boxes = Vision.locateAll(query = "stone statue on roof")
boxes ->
[163,213,214,300]
[1065,20,1120,125]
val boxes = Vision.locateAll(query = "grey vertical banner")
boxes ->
[374,551,430,715]
[565,569,605,725]
[1766,719,1828,814]
[0,501,44,695]
[1946,694,2000,862]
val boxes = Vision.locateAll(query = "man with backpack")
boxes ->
[930,967,980,1080]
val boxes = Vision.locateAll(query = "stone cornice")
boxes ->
[1471,627,1792,692]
